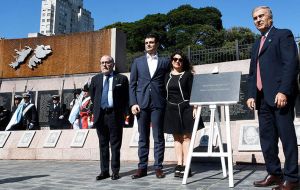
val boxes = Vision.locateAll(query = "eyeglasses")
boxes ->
[172,58,183,62]
[100,61,112,65]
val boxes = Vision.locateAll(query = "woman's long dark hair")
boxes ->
[169,50,193,72]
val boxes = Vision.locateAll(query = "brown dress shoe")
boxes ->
[131,169,147,179]
[155,169,165,178]
[272,181,299,190]
[253,174,282,187]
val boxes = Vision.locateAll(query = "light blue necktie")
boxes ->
[101,75,109,108]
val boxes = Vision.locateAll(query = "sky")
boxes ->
[0,0,299,39]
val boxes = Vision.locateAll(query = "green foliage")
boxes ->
[101,4,256,63]
[224,27,256,44]
[167,5,222,30]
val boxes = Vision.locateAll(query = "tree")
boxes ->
[166,24,224,51]
[102,5,226,53]
[224,27,256,44]
[167,5,223,30]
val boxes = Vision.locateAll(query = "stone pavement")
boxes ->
[0,160,295,190]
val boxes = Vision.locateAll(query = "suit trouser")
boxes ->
[257,92,298,182]
[95,111,123,173]
[137,106,165,170]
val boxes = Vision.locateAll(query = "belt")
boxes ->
[101,107,114,114]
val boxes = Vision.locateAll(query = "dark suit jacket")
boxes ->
[89,71,129,125]
[48,103,70,129]
[247,27,299,107]
[22,103,39,130]
[129,55,169,109]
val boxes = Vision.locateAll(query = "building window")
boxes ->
[42,19,45,22]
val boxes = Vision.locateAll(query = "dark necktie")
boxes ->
[256,36,266,91]
[101,75,109,108]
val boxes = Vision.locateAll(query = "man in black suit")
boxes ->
[90,55,129,180]
[22,93,39,130]
[48,95,69,130]
[129,33,169,179]
[247,6,299,190]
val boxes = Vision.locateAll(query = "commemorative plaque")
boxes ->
[229,75,255,121]
[37,90,59,126]
[190,72,241,105]
[62,89,74,110]
[0,92,12,110]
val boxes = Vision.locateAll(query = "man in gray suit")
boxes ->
[130,33,169,179]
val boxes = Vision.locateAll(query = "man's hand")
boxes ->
[275,92,288,108]
[59,115,64,119]
[28,123,34,130]
[131,104,140,115]
[247,98,256,110]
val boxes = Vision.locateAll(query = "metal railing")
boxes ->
[126,40,253,71]
[126,37,300,71]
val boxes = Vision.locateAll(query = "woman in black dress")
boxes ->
[164,51,204,178]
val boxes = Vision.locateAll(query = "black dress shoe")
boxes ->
[155,169,165,178]
[253,174,282,187]
[131,169,147,179]
[96,172,110,180]
[272,180,299,190]
[111,173,120,180]
[174,165,182,177]
[179,166,192,178]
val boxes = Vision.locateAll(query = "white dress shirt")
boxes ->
[146,53,158,78]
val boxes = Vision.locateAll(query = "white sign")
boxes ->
[0,131,11,148]
[17,131,36,148]
[43,130,62,148]
[70,130,89,148]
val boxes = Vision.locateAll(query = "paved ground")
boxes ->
[0,160,297,190]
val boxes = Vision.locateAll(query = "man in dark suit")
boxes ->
[22,93,39,130]
[48,95,70,130]
[90,55,129,181]
[247,6,299,190]
[130,33,169,179]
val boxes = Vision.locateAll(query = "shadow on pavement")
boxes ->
[0,175,49,184]
[119,164,176,177]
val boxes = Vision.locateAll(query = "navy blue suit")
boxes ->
[247,27,299,182]
[130,54,169,170]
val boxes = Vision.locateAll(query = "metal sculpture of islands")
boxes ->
[28,45,52,69]
[9,46,32,69]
